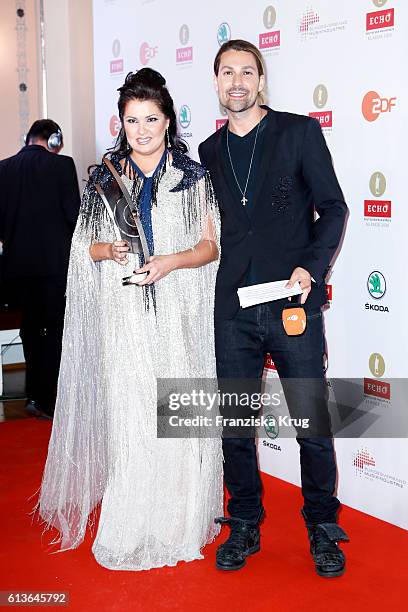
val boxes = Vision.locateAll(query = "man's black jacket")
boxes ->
[0,145,80,279]
[199,107,348,319]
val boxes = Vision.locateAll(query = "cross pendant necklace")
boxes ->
[226,115,262,206]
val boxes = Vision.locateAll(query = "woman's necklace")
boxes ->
[226,116,262,206]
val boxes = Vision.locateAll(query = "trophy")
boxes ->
[96,157,149,285]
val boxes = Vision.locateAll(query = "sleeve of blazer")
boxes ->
[299,118,348,286]
[59,157,81,231]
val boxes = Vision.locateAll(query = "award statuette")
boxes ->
[96,156,149,286]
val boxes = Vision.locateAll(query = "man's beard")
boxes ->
[222,94,257,114]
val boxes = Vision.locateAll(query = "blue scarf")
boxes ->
[127,150,167,260]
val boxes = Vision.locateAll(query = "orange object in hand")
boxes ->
[282,306,307,336]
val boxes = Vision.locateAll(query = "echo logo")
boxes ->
[364,379,390,400]
[366,8,394,31]
[259,5,280,50]
[264,354,277,371]
[176,47,193,62]
[110,59,123,74]
[309,84,332,128]
[176,24,193,63]
[364,201,391,217]
[259,31,280,49]
[364,171,391,219]
[362,90,396,122]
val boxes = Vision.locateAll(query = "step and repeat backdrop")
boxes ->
[93,0,408,529]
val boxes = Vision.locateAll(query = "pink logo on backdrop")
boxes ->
[139,42,158,66]
[109,115,120,137]
[299,8,319,33]
[259,31,280,49]
[216,119,227,130]
[353,449,376,471]
[176,47,193,63]
[110,59,124,74]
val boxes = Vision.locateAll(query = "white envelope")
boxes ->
[237,280,303,308]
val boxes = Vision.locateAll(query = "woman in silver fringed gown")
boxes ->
[38,68,223,571]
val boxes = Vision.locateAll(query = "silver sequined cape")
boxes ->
[38,152,223,571]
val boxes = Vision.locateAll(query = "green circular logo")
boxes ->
[217,22,231,46]
[367,271,386,300]
[178,105,191,129]
[264,414,279,439]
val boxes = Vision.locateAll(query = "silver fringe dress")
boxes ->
[38,151,223,571]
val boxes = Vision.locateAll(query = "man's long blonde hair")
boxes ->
[213,39,267,105]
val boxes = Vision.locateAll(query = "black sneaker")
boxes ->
[214,516,260,571]
[306,522,349,578]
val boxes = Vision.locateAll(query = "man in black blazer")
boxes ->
[199,40,349,577]
[0,119,80,418]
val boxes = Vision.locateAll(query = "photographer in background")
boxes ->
[0,119,80,418]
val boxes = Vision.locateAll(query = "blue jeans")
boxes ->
[215,303,340,525]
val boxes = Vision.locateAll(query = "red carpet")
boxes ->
[0,418,406,611]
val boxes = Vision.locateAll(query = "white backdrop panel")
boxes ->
[93,0,408,529]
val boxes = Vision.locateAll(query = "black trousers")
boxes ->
[8,276,66,414]
[215,303,340,526]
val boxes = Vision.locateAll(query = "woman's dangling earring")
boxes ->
[166,127,171,149]
[123,132,129,154]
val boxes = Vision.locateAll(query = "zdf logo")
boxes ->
[109,115,120,137]
[362,90,396,122]
[139,42,158,66]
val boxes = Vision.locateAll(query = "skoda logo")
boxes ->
[367,271,386,300]
[264,414,279,439]
[178,105,191,129]
[217,22,231,46]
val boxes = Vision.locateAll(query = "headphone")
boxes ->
[47,128,62,150]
